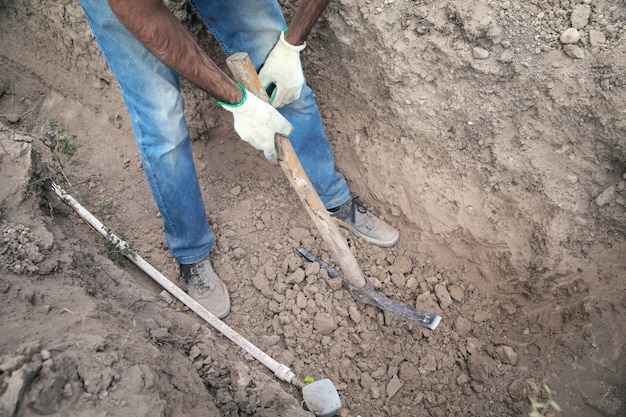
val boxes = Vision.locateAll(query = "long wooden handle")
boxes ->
[226,52,367,289]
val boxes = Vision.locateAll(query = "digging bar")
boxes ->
[226,52,441,331]
[50,181,341,417]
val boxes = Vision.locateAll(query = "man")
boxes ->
[78,0,399,319]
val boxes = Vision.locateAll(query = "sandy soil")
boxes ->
[1,0,625,416]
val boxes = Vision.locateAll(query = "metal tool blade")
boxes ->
[296,248,441,330]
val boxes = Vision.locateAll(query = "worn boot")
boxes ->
[329,196,399,247]
[180,258,231,319]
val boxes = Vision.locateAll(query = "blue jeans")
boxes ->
[78,0,350,264]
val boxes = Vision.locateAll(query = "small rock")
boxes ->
[399,361,419,380]
[472,47,490,59]
[389,256,412,275]
[304,261,320,277]
[571,4,591,29]
[454,316,472,337]
[349,305,362,323]
[158,290,174,305]
[559,28,580,44]
[0,355,26,373]
[495,345,518,366]
[434,284,453,309]
[285,268,305,285]
[456,373,470,385]
[589,30,607,47]
[509,379,530,401]
[232,247,247,260]
[326,277,343,291]
[415,292,441,314]
[473,310,492,323]
[251,270,270,292]
[563,45,585,59]
[230,363,251,391]
[419,354,437,374]
[229,185,241,196]
[449,285,465,302]
[596,185,617,206]
[468,354,492,383]
[40,350,51,361]
[5,114,20,124]
[386,375,403,399]
[313,312,337,335]
[360,372,377,392]
[288,227,311,243]
[189,345,202,359]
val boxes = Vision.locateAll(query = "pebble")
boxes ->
[495,345,519,366]
[596,185,617,206]
[6,114,20,124]
[389,256,412,274]
[473,310,492,323]
[0,355,26,373]
[419,354,437,373]
[468,354,492,383]
[563,45,585,59]
[449,285,465,302]
[472,47,490,59]
[285,269,305,285]
[229,186,241,196]
[456,373,470,385]
[454,316,472,337]
[390,273,406,289]
[508,379,529,401]
[251,270,269,292]
[434,284,453,309]
[571,4,591,29]
[589,30,607,47]
[288,227,310,243]
[559,28,580,44]
[158,290,174,305]
[386,375,403,399]
[349,305,362,323]
[189,345,202,359]
[232,247,247,260]
[313,312,337,335]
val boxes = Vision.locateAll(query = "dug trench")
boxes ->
[1,0,625,416]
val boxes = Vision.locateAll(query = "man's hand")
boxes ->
[219,86,294,163]
[259,30,306,108]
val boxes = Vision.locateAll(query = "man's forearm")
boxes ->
[108,0,243,104]
[285,0,332,46]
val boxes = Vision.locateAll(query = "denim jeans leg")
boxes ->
[78,0,214,264]
[188,0,351,209]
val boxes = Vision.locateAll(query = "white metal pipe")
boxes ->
[51,181,297,385]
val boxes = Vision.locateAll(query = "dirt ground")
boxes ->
[1,0,625,416]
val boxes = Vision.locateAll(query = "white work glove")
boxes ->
[218,85,294,164]
[259,29,306,108]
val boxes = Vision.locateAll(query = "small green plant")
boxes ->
[102,227,136,264]
[43,117,82,157]
[304,377,315,384]
[529,383,561,417]
[39,117,84,185]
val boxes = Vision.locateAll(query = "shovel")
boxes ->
[226,53,441,331]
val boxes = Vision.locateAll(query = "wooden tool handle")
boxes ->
[226,52,367,289]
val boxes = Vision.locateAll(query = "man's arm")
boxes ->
[108,0,243,104]
[285,0,332,46]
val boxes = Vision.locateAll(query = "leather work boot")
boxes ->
[180,258,231,319]
[329,196,399,248]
